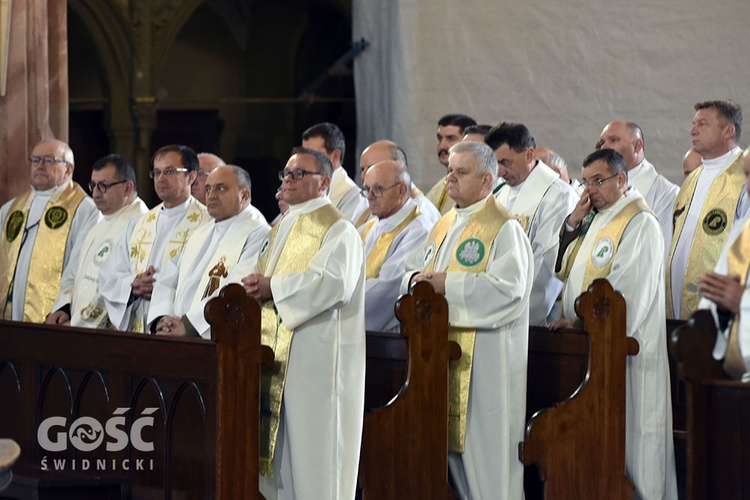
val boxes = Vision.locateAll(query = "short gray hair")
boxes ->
[449,141,497,182]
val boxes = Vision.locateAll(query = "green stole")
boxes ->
[423,196,510,452]
[257,204,342,474]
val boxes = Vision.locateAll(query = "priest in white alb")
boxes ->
[401,141,533,500]
[360,159,432,332]
[46,154,147,328]
[235,147,365,499]
[98,145,209,332]
[550,148,677,500]
[148,165,269,338]
[485,122,579,326]
[698,146,750,382]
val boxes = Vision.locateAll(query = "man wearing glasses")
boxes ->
[235,147,365,499]
[359,159,432,332]
[550,148,677,499]
[0,139,98,322]
[99,144,209,332]
[46,154,147,328]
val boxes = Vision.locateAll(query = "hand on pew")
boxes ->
[411,272,446,295]
[698,271,742,314]
[548,318,575,331]
[45,310,70,326]
[156,315,186,336]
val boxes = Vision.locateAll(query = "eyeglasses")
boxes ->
[149,167,189,179]
[360,183,401,198]
[88,179,128,194]
[278,169,323,181]
[581,173,619,189]
[28,156,67,166]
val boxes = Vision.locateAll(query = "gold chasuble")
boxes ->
[128,200,207,332]
[723,218,750,379]
[560,198,650,297]
[423,197,510,452]
[426,176,454,215]
[360,206,420,278]
[0,181,87,322]
[257,204,342,474]
[667,156,746,319]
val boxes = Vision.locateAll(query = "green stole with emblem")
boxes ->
[0,181,87,322]
[423,196,510,452]
[559,198,649,313]
[257,203,342,475]
[128,199,207,332]
[667,154,745,319]
[360,206,420,279]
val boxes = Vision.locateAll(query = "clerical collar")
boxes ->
[376,197,417,230]
[287,196,330,215]
[31,183,63,198]
[703,146,742,171]
[161,197,192,213]
[630,160,645,177]
[455,195,491,216]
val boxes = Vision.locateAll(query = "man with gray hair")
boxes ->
[0,139,98,322]
[192,152,226,204]
[360,159,433,331]
[401,141,532,500]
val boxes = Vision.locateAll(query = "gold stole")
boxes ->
[0,181,87,322]
[354,207,371,228]
[361,207,420,279]
[667,155,745,319]
[258,204,342,474]
[423,197,510,452]
[128,200,208,332]
[426,176,454,215]
[723,218,750,379]
[559,198,649,318]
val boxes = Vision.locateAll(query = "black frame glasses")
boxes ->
[88,179,128,194]
[581,173,619,189]
[278,169,324,181]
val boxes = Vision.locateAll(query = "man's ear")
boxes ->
[330,148,342,167]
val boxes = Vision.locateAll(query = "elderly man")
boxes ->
[683,147,703,180]
[551,148,677,499]
[360,160,433,332]
[401,141,532,499]
[0,139,98,322]
[301,122,361,219]
[486,122,578,326]
[598,121,679,260]
[351,140,440,228]
[236,147,365,498]
[148,165,269,338]
[99,144,209,332]
[698,146,750,381]
[191,152,226,204]
[425,114,477,214]
[46,154,148,327]
[668,100,749,319]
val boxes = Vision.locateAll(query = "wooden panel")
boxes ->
[520,279,636,499]
[0,283,267,499]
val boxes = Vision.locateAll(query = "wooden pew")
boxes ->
[0,283,271,499]
[359,281,460,499]
[670,309,750,500]
[519,279,637,498]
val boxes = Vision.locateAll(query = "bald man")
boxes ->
[683,147,702,180]
[351,140,440,228]
[0,139,99,322]
[360,160,433,331]
[598,121,679,261]
[192,152,226,204]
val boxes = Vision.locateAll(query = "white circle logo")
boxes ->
[591,237,615,267]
